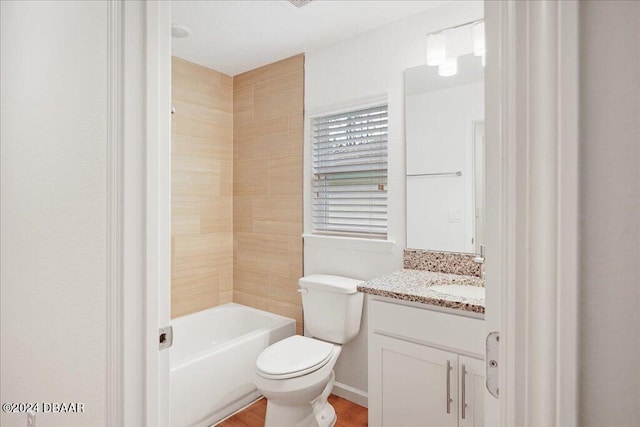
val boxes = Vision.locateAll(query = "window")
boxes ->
[312,105,388,239]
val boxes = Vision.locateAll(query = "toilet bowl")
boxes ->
[253,275,364,427]
[254,335,341,427]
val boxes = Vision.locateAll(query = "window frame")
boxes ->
[309,102,390,240]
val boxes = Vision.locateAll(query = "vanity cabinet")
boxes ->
[458,355,485,427]
[368,298,485,427]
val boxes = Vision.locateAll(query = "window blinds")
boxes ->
[312,105,388,238]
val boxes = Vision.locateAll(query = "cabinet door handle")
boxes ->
[446,360,452,414]
[461,364,467,419]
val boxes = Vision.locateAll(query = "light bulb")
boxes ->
[426,33,446,66]
[438,57,458,77]
[472,21,485,56]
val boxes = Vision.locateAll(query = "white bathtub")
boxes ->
[170,303,296,427]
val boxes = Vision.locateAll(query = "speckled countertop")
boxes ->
[358,269,485,314]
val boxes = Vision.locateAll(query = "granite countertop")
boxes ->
[358,269,485,314]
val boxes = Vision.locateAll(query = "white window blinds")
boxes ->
[312,105,388,238]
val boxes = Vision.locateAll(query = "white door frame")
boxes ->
[108,1,172,426]
[106,0,124,425]
[111,0,580,426]
[485,1,579,426]
[144,1,172,427]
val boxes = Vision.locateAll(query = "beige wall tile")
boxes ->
[288,112,304,156]
[253,197,302,236]
[269,154,302,177]
[269,299,304,335]
[233,158,269,195]
[172,169,221,202]
[219,268,233,293]
[172,271,220,318]
[232,55,305,330]
[174,233,233,278]
[172,73,203,95]
[172,202,201,236]
[219,72,233,88]
[173,154,221,173]
[201,197,232,233]
[173,56,222,83]
[234,268,269,298]
[234,290,270,312]
[171,237,176,278]
[253,70,304,121]
[269,175,303,197]
[171,57,233,318]
[289,252,303,280]
[234,54,304,89]
[199,83,233,113]
[235,116,289,160]
[288,236,303,254]
[173,133,233,161]
[235,232,290,276]
[269,274,302,306]
[173,99,233,128]
[175,115,232,141]
[233,196,253,233]
[219,291,233,305]
[220,160,233,197]
[268,300,303,325]
[233,86,253,128]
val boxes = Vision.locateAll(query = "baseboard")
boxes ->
[332,381,368,408]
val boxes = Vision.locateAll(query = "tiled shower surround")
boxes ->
[233,55,305,335]
[171,54,304,332]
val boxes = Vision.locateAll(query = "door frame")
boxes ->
[485,1,579,426]
[143,1,172,427]
[112,0,581,426]
[108,1,172,426]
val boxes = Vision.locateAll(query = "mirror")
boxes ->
[405,52,484,254]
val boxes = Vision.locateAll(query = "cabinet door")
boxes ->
[369,333,458,427]
[459,355,485,427]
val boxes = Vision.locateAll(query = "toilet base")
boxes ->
[315,401,336,427]
[264,401,336,427]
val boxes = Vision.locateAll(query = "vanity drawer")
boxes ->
[369,299,485,356]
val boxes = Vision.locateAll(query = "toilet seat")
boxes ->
[256,335,336,380]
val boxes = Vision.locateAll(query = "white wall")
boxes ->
[304,1,484,399]
[579,2,640,426]
[1,2,109,426]
[406,82,483,252]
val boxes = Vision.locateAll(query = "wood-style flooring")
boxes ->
[217,395,368,426]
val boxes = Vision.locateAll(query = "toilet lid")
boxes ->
[256,335,335,379]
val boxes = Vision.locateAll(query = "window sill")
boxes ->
[302,233,397,253]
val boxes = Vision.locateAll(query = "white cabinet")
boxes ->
[370,334,458,427]
[459,356,485,427]
[368,298,485,427]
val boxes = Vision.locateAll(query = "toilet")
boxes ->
[253,274,364,427]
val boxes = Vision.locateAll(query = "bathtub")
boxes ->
[170,303,296,427]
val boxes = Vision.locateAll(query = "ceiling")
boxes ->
[171,0,449,76]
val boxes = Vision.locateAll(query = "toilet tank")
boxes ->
[299,275,364,344]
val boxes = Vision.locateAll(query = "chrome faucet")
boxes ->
[473,244,485,264]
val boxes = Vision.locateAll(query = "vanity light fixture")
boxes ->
[438,57,458,77]
[426,19,485,76]
[426,33,446,66]
[472,21,486,67]
[472,21,486,56]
